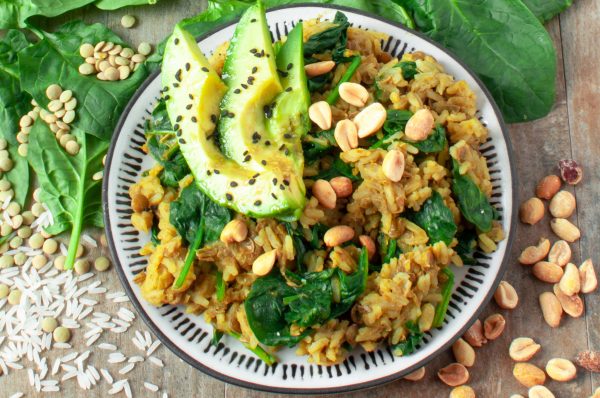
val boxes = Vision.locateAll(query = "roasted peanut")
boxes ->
[382,149,405,182]
[312,179,337,209]
[536,175,561,200]
[548,240,571,267]
[334,119,358,152]
[324,225,355,247]
[405,109,434,141]
[550,218,580,242]
[494,280,519,309]
[304,60,335,77]
[509,337,541,362]
[463,319,487,347]
[438,363,469,387]
[513,363,546,388]
[528,386,555,398]
[553,284,584,318]
[338,82,369,107]
[404,366,425,381]
[545,358,576,382]
[579,259,598,293]
[483,313,505,340]
[354,102,387,138]
[220,219,248,243]
[559,262,580,296]
[308,101,332,130]
[519,197,544,225]
[452,338,475,367]
[532,262,564,284]
[549,190,576,218]
[575,350,600,372]
[252,249,277,276]
[358,235,376,259]
[558,159,583,185]
[329,176,353,198]
[519,238,551,265]
[449,385,476,398]
[539,292,562,328]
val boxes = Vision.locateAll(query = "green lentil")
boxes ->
[53,326,71,343]
[74,259,90,275]
[1,223,13,237]
[0,283,8,298]
[28,233,44,249]
[41,317,58,333]
[54,255,66,271]
[138,42,152,56]
[0,139,6,150]
[8,236,22,249]
[17,226,32,239]
[121,14,136,28]
[0,157,13,172]
[0,254,13,269]
[94,256,111,272]
[6,202,20,217]
[42,238,58,255]
[0,179,11,191]
[11,215,23,229]
[33,188,41,202]
[31,203,45,217]
[21,211,34,225]
[7,289,21,305]
[13,252,26,266]
[32,255,47,270]
[76,244,84,258]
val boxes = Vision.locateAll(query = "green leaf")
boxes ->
[521,0,573,22]
[95,0,159,10]
[27,119,107,270]
[6,145,29,207]
[302,129,335,163]
[432,267,454,328]
[304,11,350,63]
[370,109,413,149]
[330,246,369,318]
[314,157,360,182]
[216,271,225,302]
[398,0,556,122]
[283,270,334,327]
[455,229,477,265]
[451,159,494,232]
[404,124,447,153]
[0,0,96,29]
[408,191,457,245]
[391,320,424,356]
[284,222,307,273]
[393,60,417,80]
[18,20,148,141]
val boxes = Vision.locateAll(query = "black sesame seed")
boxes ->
[207,170,212,176]
[229,112,235,118]
[283,179,290,186]
[287,63,293,70]
[210,114,217,123]
[248,178,256,185]
[284,149,290,155]
[285,87,292,92]
[284,133,292,139]
[178,138,186,144]
[280,184,285,190]
[252,132,261,142]
[264,140,271,146]
[189,94,194,100]
[185,104,192,110]
[214,169,220,174]
[254,200,261,206]
[207,133,214,140]
[243,155,251,162]
[230,181,238,187]
[243,150,249,156]
[277,70,288,78]
[251,18,257,22]
[185,63,191,71]
[261,160,267,166]
[173,83,180,88]
[226,193,233,201]
[175,69,182,82]
[278,144,285,151]
[271,193,277,200]
[201,67,209,72]
[234,88,241,94]
[191,116,197,123]
[250,48,257,54]
[174,38,180,45]
[162,86,168,92]
[252,66,258,74]
[176,115,183,122]
[173,123,180,131]
[272,178,277,185]
[176,130,182,137]
[252,173,260,178]
[241,84,248,89]
[254,52,262,58]
[163,95,171,101]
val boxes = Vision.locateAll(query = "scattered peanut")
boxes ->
[358,235,376,259]
[519,197,544,225]
[329,176,353,198]
[532,261,564,284]
[545,358,576,382]
[382,149,405,182]
[404,109,434,141]
[575,350,600,372]
[558,159,583,185]
[494,280,519,309]
[539,292,562,328]
[528,385,555,398]
[404,366,425,381]
[536,175,561,200]
[312,179,337,209]
[252,249,277,276]
[519,238,550,265]
[513,362,546,388]
[579,259,598,293]
[548,240,571,267]
[452,338,475,367]
[553,284,584,318]
[324,225,355,247]
[338,82,369,107]
[483,313,505,340]
[550,218,580,242]
[304,60,335,77]
[463,319,487,347]
[438,363,469,387]
[559,262,580,296]
[308,101,332,130]
[449,385,476,398]
[548,190,576,218]
[509,337,541,362]
[334,119,358,152]
[354,102,387,138]
[220,219,248,244]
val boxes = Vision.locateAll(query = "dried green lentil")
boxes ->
[54,255,66,271]
[41,317,58,333]
[32,255,47,269]
[13,252,26,266]
[0,254,13,268]
[6,202,20,217]
[32,203,45,217]
[8,236,22,249]
[42,238,58,255]
[0,283,8,298]
[8,289,21,305]
[94,256,111,272]
[28,233,44,249]
[121,14,136,28]
[21,211,34,225]
[74,259,90,275]
[53,326,70,343]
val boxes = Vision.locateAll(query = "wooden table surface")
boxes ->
[5,0,599,396]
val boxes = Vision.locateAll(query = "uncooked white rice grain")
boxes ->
[144,382,159,392]
[52,358,61,375]
[132,336,145,351]
[42,385,60,392]
[149,356,164,367]
[119,363,135,375]
[101,368,114,384]
[128,355,144,363]
[86,333,101,346]
[99,343,117,351]
[28,368,34,386]
[61,352,78,362]
[124,381,132,398]
[9,393,24,398]
[82,234,97,247]
[147,340,161,356]
[163,393,168,398]
[54,342,72,349]
[113,295,130,303]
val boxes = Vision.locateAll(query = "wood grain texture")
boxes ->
[3,0,598,397]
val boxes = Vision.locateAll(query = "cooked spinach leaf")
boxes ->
[304,11,350,63]
[211,328,223,346]
[18,21,148,141]
[451,159,494,232]
[302,128,335,163]
[521,0,573,22]
[284,270,335,327]
[146,135,190,187]
[370,109,413,149]
[325,55,361,105]
[306,71,331,93]
[0,0,96,29]
[394,61,418,80]
[314,157,360,182]
[284,222,307,273]
[455,229,478,265]
[391,321,424,356]
[28,120,106,270]
[309,223,328,249]
[216,271,225,302]
[330,246,369,318]
[432,267,454,328]
[404,124,447,153]
[408,191,457,245]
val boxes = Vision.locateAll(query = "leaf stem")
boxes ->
[64,163,87,270]
[228,331,277,365]
[326,56,361,105]
[174,202,205,288]
[432,267,455,328]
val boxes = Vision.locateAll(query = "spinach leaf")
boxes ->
[146,135,190,187]
[455,229,478,265]
[394,61,418,80]
[404,124,447,153]
[325,55,361,105]
[432,267,454,328]
[370,110,413,149]
[169,183,231,245]
[284,270,335,327]
[150,223,160,245]
[6,145,29,207]
[95,0,160,10]
[211,328,223,346]
[521,0,573,22]
[228,330,277,365]
[314,157,360,182]
[451,159,494,232]
[391,321,424,356]
[397,0,556,122]
[306,72,331,93]
[145,98,172,132]
[309,223,328,249]
[330,246,369,318]
[408,191,457,245]
[304,11,350,63]
[0,0,96,29]
[28,120,106,270]
[284,222,307,273]
[216,271,225,302]
[302,129,335,163]
[18,21,149,141]
[0,30,31,145]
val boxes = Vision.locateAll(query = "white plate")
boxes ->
[103,4,517,394]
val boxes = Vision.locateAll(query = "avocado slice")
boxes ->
[162,26,305,219]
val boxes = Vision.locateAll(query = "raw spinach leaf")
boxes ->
[451,159,494,232]
[6,145,29,207]
[304,11,350,63]
[432,267,454,328]
[314,157,360,182]
[408,191,457,245]
[404,124,447,153]
[455,229,478,265]
[521,0,573,22]
[27,120,106,270]
[95,0,159,10]
[0,0,96,29]
[18,21,148,141]
[391,321,424,356]
[394,61,418,80]
[397,0,556,122]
